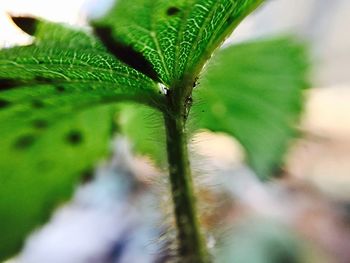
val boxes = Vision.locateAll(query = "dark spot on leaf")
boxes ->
[56,85,65,92]
[14,134,36,149]
[31,100,44,109]
[93,26,159,82]
[0,79,22,91]
[11,16,38,36]
[167,7,180,16]
[225,16,234,25]
[66,130,83,145]
[0,99,11,109]
[32,119,48,129]
[81,169,94,184]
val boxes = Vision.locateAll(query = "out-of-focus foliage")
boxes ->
[193,38,308,178]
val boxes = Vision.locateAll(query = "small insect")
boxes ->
[183,96,193,120]
[159,83,169,95]
[192,77,199,88]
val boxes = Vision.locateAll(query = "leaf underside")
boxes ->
[0,18,158,260]
[192,38,308,179]
[87,0,270,170]
[93,0,264,86]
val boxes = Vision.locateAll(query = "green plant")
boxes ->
[0,0,308,262]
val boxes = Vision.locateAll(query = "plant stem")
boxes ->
[164,92,209,262]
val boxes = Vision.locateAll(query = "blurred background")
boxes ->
[1,0,350,262]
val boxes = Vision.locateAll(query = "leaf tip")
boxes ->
[10,16,38,36]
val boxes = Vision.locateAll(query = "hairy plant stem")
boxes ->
[164,83,210,263]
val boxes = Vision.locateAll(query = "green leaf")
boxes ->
[93,0,264,86]
[192,38,309,179]
[0,19,160,104]
[0,18,160,260]
[0,106,114,260]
